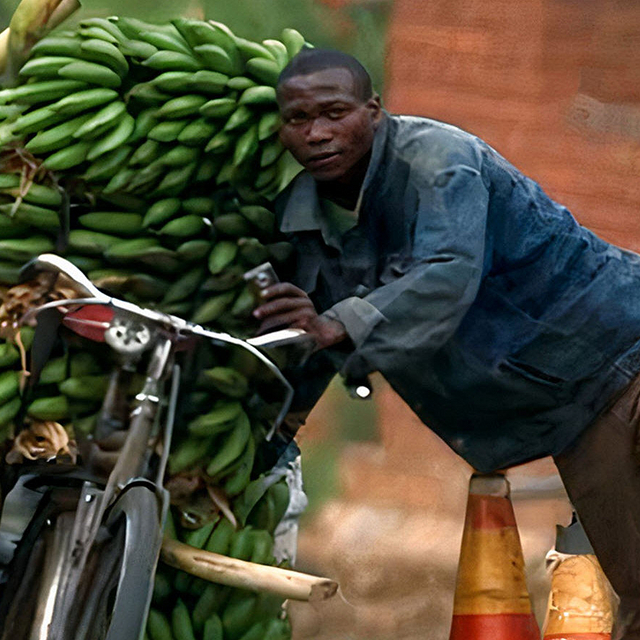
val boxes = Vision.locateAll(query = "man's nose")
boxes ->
[306,117,331,144]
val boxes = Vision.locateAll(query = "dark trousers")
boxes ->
[554,373,640,640]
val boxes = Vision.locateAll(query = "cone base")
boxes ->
[544,634,611,639]
[449,613,540,640]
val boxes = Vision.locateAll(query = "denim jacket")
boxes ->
[275,113,640,472]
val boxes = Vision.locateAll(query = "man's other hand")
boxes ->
[253,282,347,350]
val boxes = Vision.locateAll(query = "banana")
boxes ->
[152,570,173,606]
[238,237,269,265]
[194,157,221,182]
[51,87,119,116]
[30,35,82,58]
[202,612,224,640]
[78,212,143,236]
[208,239,238,274]
[119,39,158,60]
[238,621,268,640]
[183,520,216,549]
[131,108,159,141]
[0,202,59,232]
[0,397,21,427]
[86,113,135,160]
[263,618,291,640]
[103,166,135,194]
[18,55,78,78]
[234,37,276,62]
[239,205,276,236]
[193,44,236,75]
[176,239,212,261]
[58,60,123,88]
[0,371,19,405]
[138,29,192,56]
[189,70,229,94]
[223,105,254,132]
[0,342,19,368]
[83,146,132,182]
[260,138,285,167]
[281,27,306,59]
[126,82,170,104]
[158,145,200,167]
[156,94,208,120]
[262,39,289,69]
[11,106,65,135]
[142,197,181,227]
[0,181,62,208]
[229,284,255,319]
[78,18,128,44]
[177,117,218,147]
[79,38,129,76]
[152,162,197,197]
[0,235,54,261]
[227,76,257,91]
[0,79,87,105]
[245,57,281,86]
[163,265,206,303]
[103,237,160,260]
[222,432,256,496]
[233,125,259,167]
[257,111,281,141]
[238,85,277,105]
[151,70,193,93]
[142,51,201,72]
[59,374,108,401]
[182,197,215,216]
[27,395,69,421]
[129,139,163,166]
[201,366,249,398]
[42,140,92,171]
[147,119,190,142]
[221,591,258,640]
[147,608,174,640]
[0,216,29,240]
[168,436,207,474]
[68,229,122,255]
[255,164,278,192]
[65,255,103,272]
[202,266,244,292]
[213,213,251,237]
[248,528,275,565]
[228,524,255,561]
[73,101,126,140]
[159,214,206,238]
[0,174,20,188]
[191,290,236,324]
[269,479,291,529]
[187,400,244,436]
[199,97,237,119]
[204,130,234,154]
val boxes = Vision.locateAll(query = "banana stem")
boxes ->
[161,537,339,602]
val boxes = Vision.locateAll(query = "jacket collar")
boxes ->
[279,113,390,233]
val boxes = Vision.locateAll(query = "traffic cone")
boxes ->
[542,516,615,640]
[449,473,540,640]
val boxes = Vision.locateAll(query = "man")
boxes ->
[254,48,640,638]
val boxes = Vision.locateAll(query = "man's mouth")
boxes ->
[306,151,340,169]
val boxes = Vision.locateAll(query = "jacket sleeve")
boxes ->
[327,160,490,378]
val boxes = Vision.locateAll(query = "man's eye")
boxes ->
[326,109,347,120]
[286,114,308,125]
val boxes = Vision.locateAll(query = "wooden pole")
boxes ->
[161,537,339,602]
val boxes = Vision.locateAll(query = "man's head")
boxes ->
[276,49,383,185]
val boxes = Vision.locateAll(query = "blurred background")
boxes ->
[3,0,640,637]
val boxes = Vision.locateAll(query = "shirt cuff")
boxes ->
[322,297,387,348]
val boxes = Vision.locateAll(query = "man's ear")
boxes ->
[367,93,383,128]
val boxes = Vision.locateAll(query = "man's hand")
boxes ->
[253,282,348,350]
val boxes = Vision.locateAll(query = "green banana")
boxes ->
[191,290,236,324]
[238,621,268,640]
[201,366,249,398]
[233,124,259,167]
[182,197,215,216]
[206,412,252,477]
[230,284,255,319]
[68,229,121,255]
[261,39,289,69]
[0,79,87,105]
[78,18,128,43]
[204,130,234,154]
[27,395,69,421]
[59,374,108,401]
[267,241,294,264]
[189,69,229,94]
[129,139,163,166]
[163,265,206,303]
[42,141,92,171]
[126,82,170,104]
[159,214,206,238]
[83,146,132,182]
[201,266,244,292]
[0,260,23,285]
[199,97,237,119]
[202,612,224,640]
[51,88,119,116]
[86,113,135,160]
[222,433,256,496]
[187,400,244,436]
[151,71,194,93]
[10,105,65,135]
[0,182,62,207]
[0,202,59,232]
[0,370,19,405]
[221,591,258,640]
[18,55,78,78]
[0,342,20,368]
[142,51,201,72]
[176,239,212,261]
[263,618,291,640]
[155,94,208,120]
[102,166,135,193]
[157,145,200,167]
[223,105,254,132]
[183,519,216,549]
[147,119,190,142]
[234,37,276,62]
[239,205,276,236]
[143,197,181,227]
[238,237,269,265]
[147,608,174,640]
[138,29,192,56]
[208,239,238,274]
[58,60,123,88]
[239,85,277,105]
[281,27,306,59]
[194,157,222,182]
[205,517,236,554]
[73,101,126,140]
[257,111,281,141]
[0,235,54,261]
[245,57,281,86]
[0,214,29,239]
[103,237,160,260]
[0,397,21,427]
[131,108,159,141]
[0,174,20,188]
[260,138,285,168]
[248,528,274,565]
[227,76,257,91]
[80,38,129,76]
[193,44,236,75]
[151,570,173,606]
[152,162,197,197]
[168,436,207,474]
[177,117,218,147]
[78,212,143,236]
[213,213,251,237]
[228,525,255,561]
[29,35,82,58]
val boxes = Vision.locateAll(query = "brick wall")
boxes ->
[386,0,640,251]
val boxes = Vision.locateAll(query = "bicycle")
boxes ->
[0,253,322,640]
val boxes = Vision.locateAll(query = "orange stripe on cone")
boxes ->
[449,474,540,640]
[542,554,614,640]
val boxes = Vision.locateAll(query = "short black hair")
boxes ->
[277,48,373,102]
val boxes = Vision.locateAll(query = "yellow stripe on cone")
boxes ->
[449,473,540,640]
[543,553,614,640]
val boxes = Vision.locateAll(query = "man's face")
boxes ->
[277,67,382,184]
